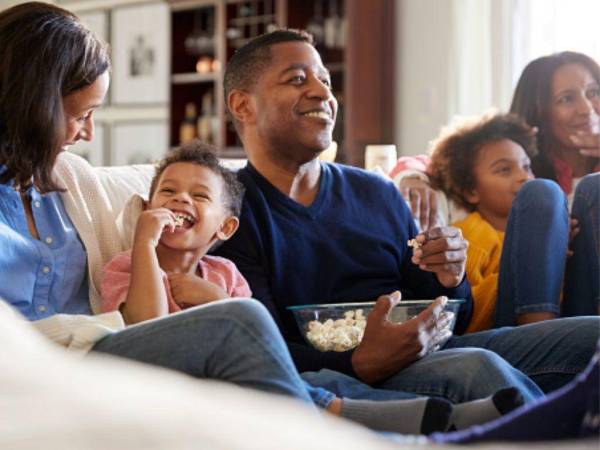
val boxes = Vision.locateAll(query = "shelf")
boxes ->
[171,72,219,84]
[326,62,345,73]
[228,14,276,26]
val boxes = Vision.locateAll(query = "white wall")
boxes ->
[395,0,455,156]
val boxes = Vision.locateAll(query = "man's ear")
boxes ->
[228,90,255,125]
[463,188,480,206]
[216,216,240,241]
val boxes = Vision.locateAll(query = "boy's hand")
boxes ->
[134,208,176,248]
[411,226,467,288]
[168,273,229,306]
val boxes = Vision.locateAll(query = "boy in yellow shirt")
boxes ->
[428,113,598,331]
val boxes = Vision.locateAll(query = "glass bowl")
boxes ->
[288,299,465,352]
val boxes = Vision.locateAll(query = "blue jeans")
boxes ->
[305,317,599,405]
[564,173,600,316]
[92,299,315,407]
[496,177,599,326]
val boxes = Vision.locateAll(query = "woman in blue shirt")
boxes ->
[0,1,313,404]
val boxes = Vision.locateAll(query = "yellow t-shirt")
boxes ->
[453,212,504,332]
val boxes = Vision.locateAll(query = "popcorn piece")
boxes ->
[407,238,421,249]
[174,215,185,227]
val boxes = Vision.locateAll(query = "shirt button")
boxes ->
[42,266,50,274]
[34,201,41,208]
[45,237,53,244]
[38,305,47,313]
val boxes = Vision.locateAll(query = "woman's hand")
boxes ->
[168,273,229,307]
[570,131,600,158]
[399,177,440,231]
[567,218,580,257]
[133,208,176,248]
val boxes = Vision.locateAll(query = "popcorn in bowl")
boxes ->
[306,309,367,352]
[288,300,465,352]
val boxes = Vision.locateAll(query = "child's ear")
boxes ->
[463,188,480,206]
[228,90,256,125]
[216,216,240,241]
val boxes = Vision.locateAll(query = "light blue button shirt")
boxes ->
[0,170,91,320]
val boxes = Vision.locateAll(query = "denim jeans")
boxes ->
[92,299,315,407]
[564,173,600,316]
[495,177,599,326]
[305,316,599,405]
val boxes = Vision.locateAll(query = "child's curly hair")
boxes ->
[428,112,537,211]
[149,140,245,217]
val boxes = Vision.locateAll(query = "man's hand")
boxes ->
[411,226,467,288]
[570,131,600,158]
[134,208,176,248]
[168,273,228,307]
[351,293,453,384]
[567,218,580,257]
[399,177,439,231]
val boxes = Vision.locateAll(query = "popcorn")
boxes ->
[174,215,185,227]
[305,308,367,352]
[407,238,421,249]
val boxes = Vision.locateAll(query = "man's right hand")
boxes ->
[351,292,453,384]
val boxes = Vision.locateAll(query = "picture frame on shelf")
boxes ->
[111,121,168,166]
[67,124,105,167]
[111,2,170,105]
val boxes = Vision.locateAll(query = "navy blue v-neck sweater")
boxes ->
[215,162,472,376]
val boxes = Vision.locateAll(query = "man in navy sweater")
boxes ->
[215,29,599,403]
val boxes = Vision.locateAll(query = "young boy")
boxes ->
[428,113,595,331]
[100,140,523,435]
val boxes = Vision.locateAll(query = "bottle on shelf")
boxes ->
[179,102,198,145]
[197,91,213,144]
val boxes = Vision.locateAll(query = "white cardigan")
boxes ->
[27,152,153,352]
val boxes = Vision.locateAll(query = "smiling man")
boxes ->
[215,29,599,404]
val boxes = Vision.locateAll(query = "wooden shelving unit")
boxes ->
[169,0,395,165]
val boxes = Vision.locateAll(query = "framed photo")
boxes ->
[67,125,105,167]
[111,2,170,105]
[111,121,168,166]
[78,10,108,43]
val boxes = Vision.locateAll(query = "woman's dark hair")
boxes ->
[509,51,600,181]
[0,2,110,192]
[429,112,536,211]
[149,140,245,218]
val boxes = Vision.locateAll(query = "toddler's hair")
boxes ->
[429,112,536,211]
[149,140,245,217]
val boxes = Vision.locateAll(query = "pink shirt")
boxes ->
[100,250,252,313]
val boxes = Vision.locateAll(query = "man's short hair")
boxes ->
[149,140,245,217]
[223,29,314,121]
[429,112,537,211]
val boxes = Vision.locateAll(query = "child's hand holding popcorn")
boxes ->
[134,207,177,248]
